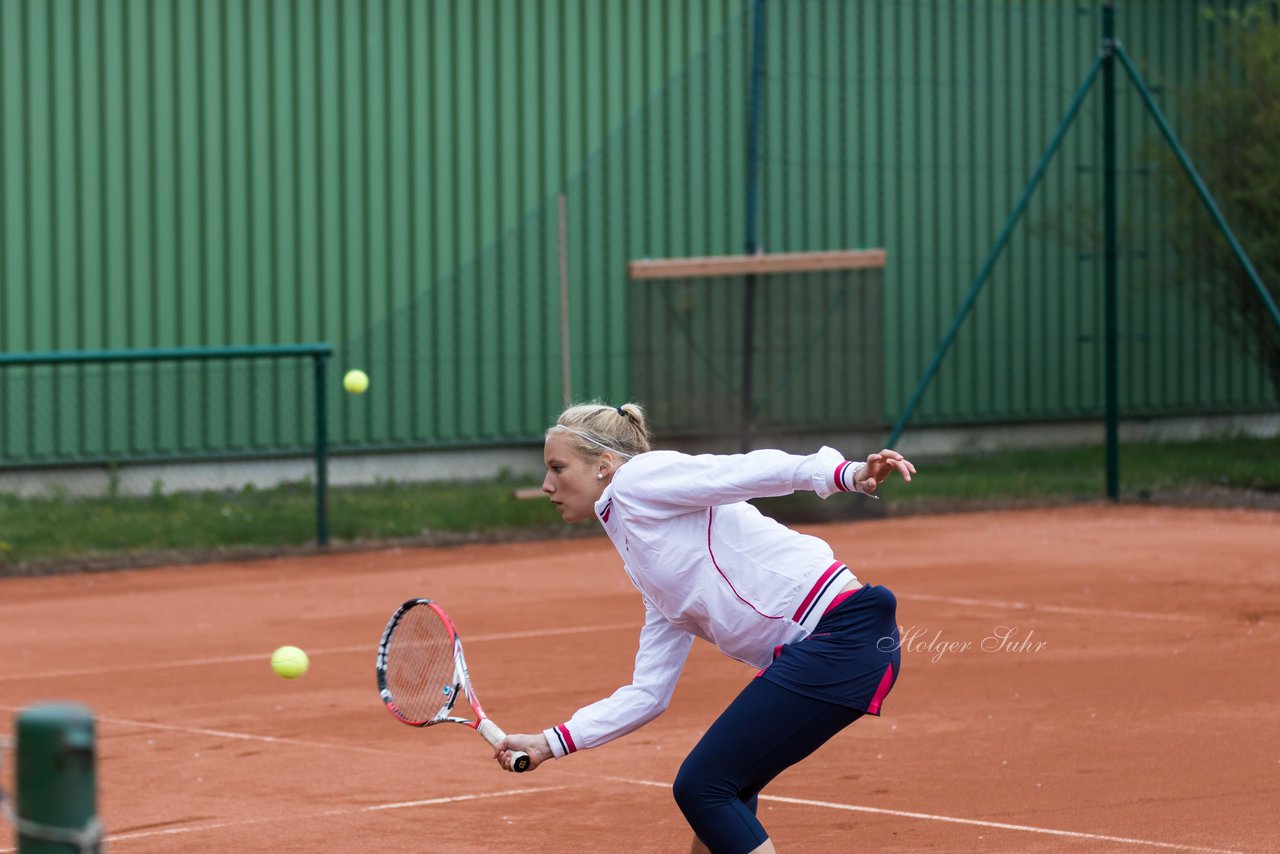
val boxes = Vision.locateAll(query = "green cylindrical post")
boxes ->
[15,704,99,853]
[1102,3,1120,501]
[314,352,330,547]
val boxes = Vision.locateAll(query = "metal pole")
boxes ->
[314,352,330,546]
[558,193,571,408]
[740,284,758,452]
[0,343,333,367]
[740,0,766,452]
[886,55,1104,448]
[1103,4,1120,501]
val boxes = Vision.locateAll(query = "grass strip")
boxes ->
[1,436,1275,571]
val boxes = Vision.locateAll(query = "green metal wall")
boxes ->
[745,0,1277,426]
[0,0,747,461]
[581,0,1277,437]
[1,0,1275,469]
[0,0,740,353]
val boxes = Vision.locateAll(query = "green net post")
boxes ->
[14,704,101,853]
[314,350,331,547]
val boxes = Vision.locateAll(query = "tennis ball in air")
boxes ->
[271,645,309,679]
[343,369,369,394]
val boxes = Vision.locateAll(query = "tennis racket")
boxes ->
[376,598,530,772]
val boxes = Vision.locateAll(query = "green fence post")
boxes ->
[314,351,330,547]
[14,703,100,853]
[739,0,767,453]
[1102,3,1120,501]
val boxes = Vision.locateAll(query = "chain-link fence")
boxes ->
[2,2,1278,569]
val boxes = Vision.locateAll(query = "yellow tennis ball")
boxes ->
[343,369,369,394]
[271,645,309,679]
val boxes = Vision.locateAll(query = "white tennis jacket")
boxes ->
[543,446,868,758]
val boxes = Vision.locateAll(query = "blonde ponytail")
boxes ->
[548,401,652,461]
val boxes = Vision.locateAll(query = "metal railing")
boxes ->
[0,344,333,546]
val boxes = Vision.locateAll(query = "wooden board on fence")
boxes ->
[627,248,886,281]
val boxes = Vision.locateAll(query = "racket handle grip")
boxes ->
[477,718,531,773]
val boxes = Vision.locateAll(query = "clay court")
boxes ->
[1,504,1277,853]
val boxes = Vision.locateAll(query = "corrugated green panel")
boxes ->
[0,0,747,465]
[2,0,1275,470]
[745,0,1275,427]
[1113,0,1278,415]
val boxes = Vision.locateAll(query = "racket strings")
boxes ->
[385,608,460,723]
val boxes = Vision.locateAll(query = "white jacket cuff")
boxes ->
[543,724,575,759]
[806,446,866,498]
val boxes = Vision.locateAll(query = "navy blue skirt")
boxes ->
[760,584,901,714]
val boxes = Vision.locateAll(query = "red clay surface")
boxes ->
[1,505,1277,853]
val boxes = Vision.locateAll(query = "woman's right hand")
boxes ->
[494,732,554,772]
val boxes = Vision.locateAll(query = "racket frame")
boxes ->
[376,598,530,772]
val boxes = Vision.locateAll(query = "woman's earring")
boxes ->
[596,473,604,481]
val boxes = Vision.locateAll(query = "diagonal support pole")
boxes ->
[1113,44,1280,332]
[886,55,1105,449]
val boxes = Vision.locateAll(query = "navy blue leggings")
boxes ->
[672,677,864,854]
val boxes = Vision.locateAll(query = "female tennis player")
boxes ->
[496,402,914,854]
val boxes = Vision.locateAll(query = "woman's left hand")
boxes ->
[854,449,916,494]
